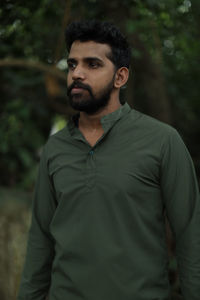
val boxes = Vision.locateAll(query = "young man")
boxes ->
[18,21,200,300]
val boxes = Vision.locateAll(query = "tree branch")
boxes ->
[0,58,66,81]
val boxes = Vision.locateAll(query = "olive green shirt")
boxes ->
[18,103,200,300]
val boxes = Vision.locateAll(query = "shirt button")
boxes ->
[89,150,94,155]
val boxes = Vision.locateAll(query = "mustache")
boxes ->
[67,81,92,96]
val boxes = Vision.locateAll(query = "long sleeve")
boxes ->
[18,146,57,300]
[160,128,200,300]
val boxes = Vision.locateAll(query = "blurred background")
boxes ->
[0,0,200,299]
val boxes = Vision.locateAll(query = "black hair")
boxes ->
[65,20,131,70]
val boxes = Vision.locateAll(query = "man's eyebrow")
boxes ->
[83,57,104,63]
[67,57,104,64]
[67,58,77,63]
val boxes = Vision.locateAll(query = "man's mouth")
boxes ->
[67,82,91,97]
[71,87,86,94]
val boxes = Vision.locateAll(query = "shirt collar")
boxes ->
[68,102,131,137]
[100,102,131,131]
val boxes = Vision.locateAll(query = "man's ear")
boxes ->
[114,67,129,88]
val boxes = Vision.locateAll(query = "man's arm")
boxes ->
[18,146,57,300]
[160,128,200,300]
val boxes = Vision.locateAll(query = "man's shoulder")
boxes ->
[128,108,177,136]
[51,125,70,139]
[43,125,71,154]
[126,109,185,157]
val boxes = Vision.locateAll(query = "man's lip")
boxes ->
[71,87,86,94]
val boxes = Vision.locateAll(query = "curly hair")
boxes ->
[65,20,131,70]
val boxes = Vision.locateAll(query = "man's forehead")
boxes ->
[68,40,112,59]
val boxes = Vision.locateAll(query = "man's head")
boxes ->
[65,20,131,114]
[65,20,131,70]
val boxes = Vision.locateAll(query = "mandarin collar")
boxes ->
[68,102,131,136]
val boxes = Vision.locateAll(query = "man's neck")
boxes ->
[78,97,121,131]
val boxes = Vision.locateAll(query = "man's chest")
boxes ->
[48,138,165,255]
[48,138,161,203]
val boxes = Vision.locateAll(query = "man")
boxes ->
[18,20,200,300]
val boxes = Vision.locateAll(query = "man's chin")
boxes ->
[68,89,111,114]
[69,98,93,112]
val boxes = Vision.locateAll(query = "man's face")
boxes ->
[67,40,116,114]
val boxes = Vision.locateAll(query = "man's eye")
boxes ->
[89,61,100,68]
[68,62,76,70]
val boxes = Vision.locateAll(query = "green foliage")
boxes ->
[1,96,43,189]
[0,67,54,189]
[0,0,66,61]
[0,0,65,189]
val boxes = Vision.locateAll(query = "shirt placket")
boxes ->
[85,149,96,190]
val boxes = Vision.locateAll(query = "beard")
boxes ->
[67,77,115,114]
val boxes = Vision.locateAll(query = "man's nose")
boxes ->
[72,66,85,81]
